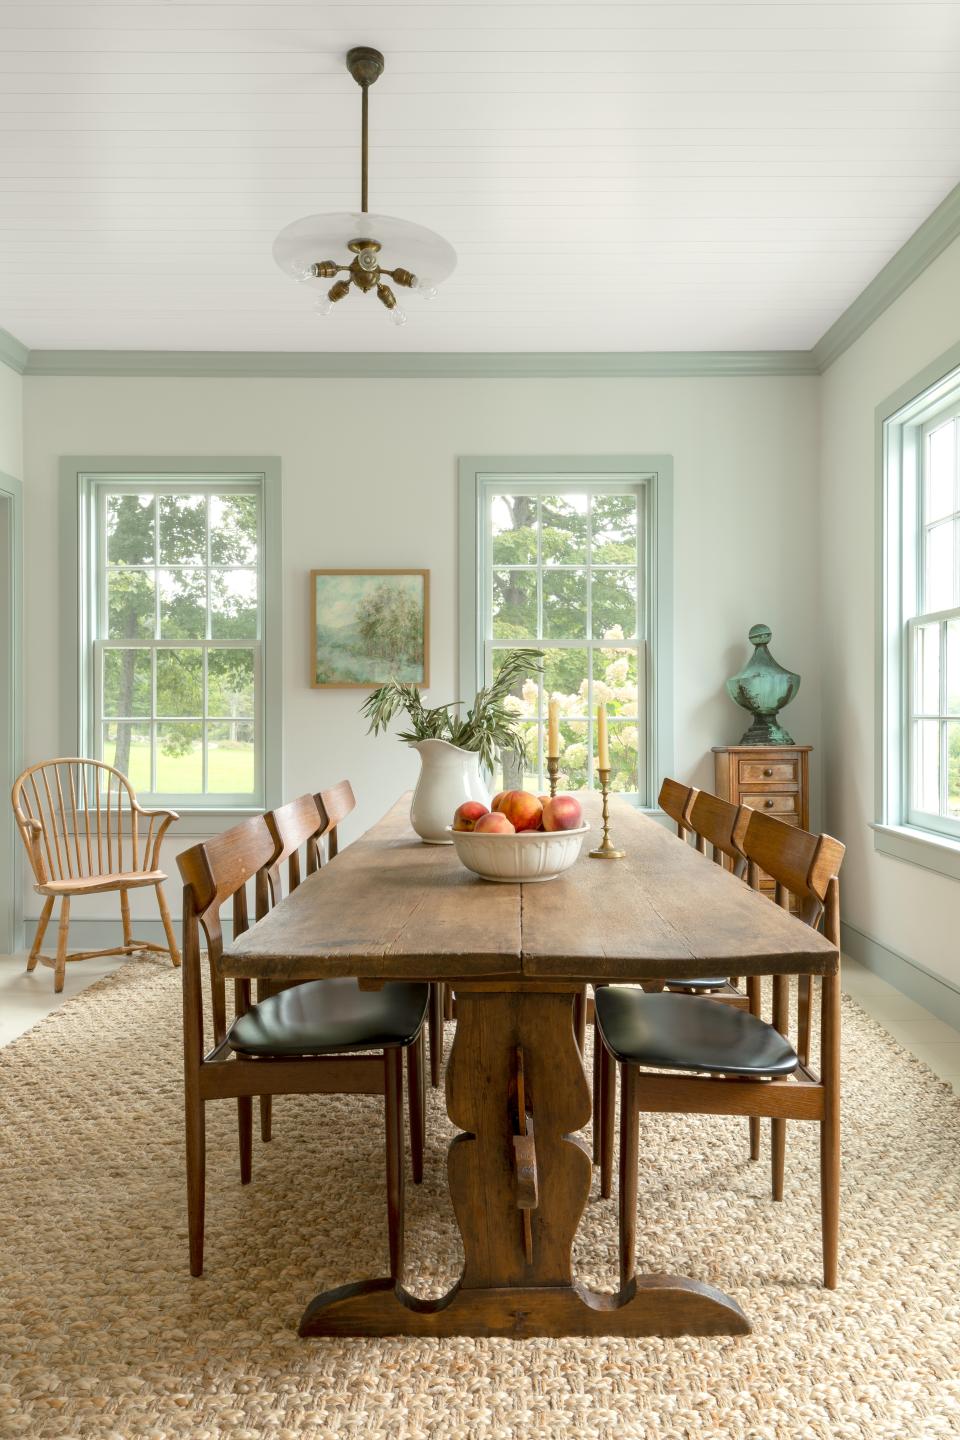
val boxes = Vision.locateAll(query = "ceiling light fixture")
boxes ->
[272,47,457,326]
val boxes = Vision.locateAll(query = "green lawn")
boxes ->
[102,737,254,796]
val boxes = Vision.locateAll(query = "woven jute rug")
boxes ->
[1,959,959,1440]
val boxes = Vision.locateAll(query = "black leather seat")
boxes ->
[595,987,799,1078]
[228,978,430,1057]
[664,976,728,993]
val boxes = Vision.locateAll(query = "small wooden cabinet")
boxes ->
[713,744,812,893]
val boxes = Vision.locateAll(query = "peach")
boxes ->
[542,795,582,831]
[453,801,489,832]
[498,790,543,833]
[491,791,509,813]
[474,811,516,834]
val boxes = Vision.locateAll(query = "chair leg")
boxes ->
[119,888,133,952]
[747,977,762,1161]
[256,981,274,1141]
[428,982,443,1088]
[592,1015,602,1165]
[186,1087,206,1278]
[618,1062,639,1289]
[600,1041,616,1200]
[384,1047,405,1281]
[155,881,181,967]
[821,972,841,1289]
[407,1032,425,1185]
[443,985,454,1022]
[238,1095,253,1185]
[27,896,54,972]
[53,897,71,993]
[771,975,789,1199]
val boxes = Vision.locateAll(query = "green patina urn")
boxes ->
[726,623,800,745]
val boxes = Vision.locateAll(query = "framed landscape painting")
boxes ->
[311,569,430,689]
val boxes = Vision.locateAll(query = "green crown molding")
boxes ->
[811,180,960,373]
[5,181,960,380]
[22,349,817,379]
[0,328,28,375]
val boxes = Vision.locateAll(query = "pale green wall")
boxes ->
[22,370,823,926]
[820,231,960,991]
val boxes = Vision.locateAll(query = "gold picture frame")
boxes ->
[311,569,430,689]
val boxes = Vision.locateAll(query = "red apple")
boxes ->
[474,811,516,834]
[499,790,543,833]
[542,795,582,831]
[453,801,489,832]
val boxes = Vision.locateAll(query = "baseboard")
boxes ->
[841,920,960,1030]
[22,915,234,951]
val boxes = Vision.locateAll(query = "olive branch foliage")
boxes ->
[360,649,544,774]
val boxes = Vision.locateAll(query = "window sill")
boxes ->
[872,822,960,881]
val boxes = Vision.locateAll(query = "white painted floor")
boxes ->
[1,950,959,1089]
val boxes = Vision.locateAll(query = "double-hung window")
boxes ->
[906,407,960,835]
[881,362,960,855]
[460,459,673,808]
[69,465,280,817]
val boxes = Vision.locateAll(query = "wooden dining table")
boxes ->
[222,790,837,1340]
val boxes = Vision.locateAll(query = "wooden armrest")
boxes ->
[132,802,180,822]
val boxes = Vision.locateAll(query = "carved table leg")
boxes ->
[298,981,750,1338]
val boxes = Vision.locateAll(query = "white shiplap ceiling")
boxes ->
[2,1,960,354]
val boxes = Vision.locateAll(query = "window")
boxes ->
[65,462,282,820]
[907,409,960,835]
[460,458,673,808]
[880,358,960,856]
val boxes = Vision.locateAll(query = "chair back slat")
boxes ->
[12,758,147,884]
[178,814,275,1048]
[315,779,356,860]
[688,790,749,873]
[263,794,325,906]
[742,809,845,921]
[658,778,698,839]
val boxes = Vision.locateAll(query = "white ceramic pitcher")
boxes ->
[409,739,490,844]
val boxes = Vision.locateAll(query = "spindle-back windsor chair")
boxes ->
[11,757,180,991]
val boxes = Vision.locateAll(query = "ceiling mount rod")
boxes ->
[347,47,384,216]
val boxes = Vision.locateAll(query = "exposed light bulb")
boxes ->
[389,305,407,327]
[411,275,438,300]
[314,296,334,317]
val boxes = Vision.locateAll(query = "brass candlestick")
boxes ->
[546,755,559,798]
[589,768,625,859]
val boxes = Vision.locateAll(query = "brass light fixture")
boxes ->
[272,47,457,325]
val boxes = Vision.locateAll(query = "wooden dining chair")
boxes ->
[658,777,698,839]
[256,792,426,1174]
[594,786,751,1192]
[666,789,752,1003]
[596,808,844,1289]
[11,757,181,991]
[177,814,430,1278]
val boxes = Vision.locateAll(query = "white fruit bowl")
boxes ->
[446,823,591,883]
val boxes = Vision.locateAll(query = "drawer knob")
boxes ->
[763,767,773,777]
[764,799,774,808]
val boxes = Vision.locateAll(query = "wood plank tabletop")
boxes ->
[222,791,837,984]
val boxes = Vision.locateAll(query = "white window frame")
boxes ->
[877,347,960,878]
[61,457,283,833]
[459,456,674,810]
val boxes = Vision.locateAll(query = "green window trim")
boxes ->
[458,455,674,809]
[877,341,960,878]
[60,456,283,835]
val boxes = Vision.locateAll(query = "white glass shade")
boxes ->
[273,211,456,289]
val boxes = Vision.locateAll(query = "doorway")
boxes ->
[0,473,22,954]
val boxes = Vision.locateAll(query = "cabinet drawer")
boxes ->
[738,756,799,786]
[740,792,799,821]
